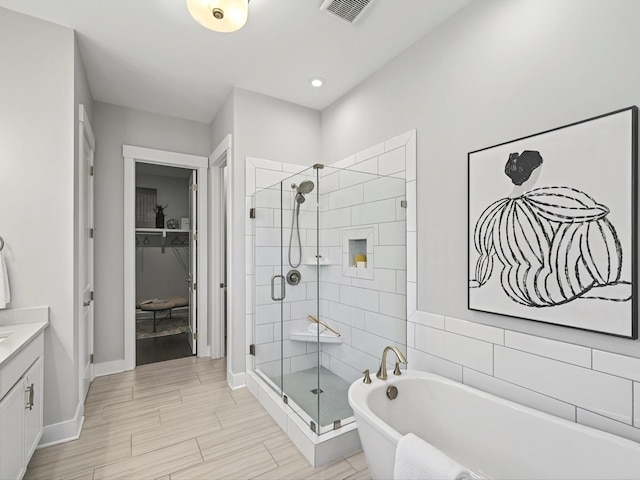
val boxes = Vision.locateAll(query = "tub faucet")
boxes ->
[376,346,408,380]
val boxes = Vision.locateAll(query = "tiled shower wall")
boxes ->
[247,158,317,379]
[246,131,414,385]
[317,149,407,383]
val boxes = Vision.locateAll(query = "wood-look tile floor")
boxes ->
[25,357,371,480]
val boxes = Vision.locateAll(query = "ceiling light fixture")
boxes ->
[186,0,250,33]
[310,77,325,88]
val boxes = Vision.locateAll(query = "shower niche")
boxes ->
[247,134,413,467]
[342,227,374,279]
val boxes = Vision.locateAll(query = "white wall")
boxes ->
[321,0,640,441]
[216,88,321,381]
[0,8,78,431]
[73,30,94,439]
[92,102,210,363]
[235,88,321,168]
[210,91,234,154]
[322,0,640,355]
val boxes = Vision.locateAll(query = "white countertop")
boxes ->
[0,307,49,369]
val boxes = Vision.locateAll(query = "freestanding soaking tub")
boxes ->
[348,370,640,479]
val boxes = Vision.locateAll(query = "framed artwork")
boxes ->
[135,187,157,228]
[468,106,638,338]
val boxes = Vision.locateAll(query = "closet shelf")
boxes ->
[135,228,190,250]
[136,228,190,235]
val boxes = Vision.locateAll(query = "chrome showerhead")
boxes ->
[297,180,315,195]
[291,180,314,205]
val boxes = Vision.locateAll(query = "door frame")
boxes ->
[78,104,95,402]
[188,169,197,355]
[209,135,231,360]
[123,145,209,371]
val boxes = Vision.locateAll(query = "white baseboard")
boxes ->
[39,401,84,448]
[94,358,128,377]
[227,369,246,390]
[197,345,211,357]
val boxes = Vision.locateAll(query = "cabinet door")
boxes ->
[0,379,25,480]
[23,357,43,464]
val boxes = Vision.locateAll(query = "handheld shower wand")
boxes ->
[288,180,314,267]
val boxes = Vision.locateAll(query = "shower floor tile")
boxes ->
[270,366,354,427]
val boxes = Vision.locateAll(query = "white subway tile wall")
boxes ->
[411,310,445,329]
[355,142,384,164]
[409,305,640,441]
[406,347,463,382]
[462,368,577,422]
[496,347,633,424]
[577,408,640,444]
[378,147,406,177]
[249,132,640,449]
[246,132,413,385]
[504,331,591,368]
[414,325,494,374]
[592,350,640,382]
[445,317,504,345]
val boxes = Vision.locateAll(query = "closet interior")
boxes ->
[134,163,194,365]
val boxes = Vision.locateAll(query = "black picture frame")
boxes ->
[468,106,638,339]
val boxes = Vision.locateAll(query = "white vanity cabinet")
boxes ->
[0,375,24,479]
[0,332,44,480]
[23,356,43,464]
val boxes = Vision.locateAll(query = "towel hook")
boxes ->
[0,236,4,251]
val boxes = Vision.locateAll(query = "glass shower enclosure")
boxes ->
[253,162,407,435]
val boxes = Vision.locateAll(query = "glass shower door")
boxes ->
[253,169,320,421]
[279,167,321,429]
[253,180,284,394]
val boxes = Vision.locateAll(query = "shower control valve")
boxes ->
[286,269,301,286]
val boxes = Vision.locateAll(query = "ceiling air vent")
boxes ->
[320,0,374,24]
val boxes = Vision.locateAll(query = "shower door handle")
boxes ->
[271,274,286,301]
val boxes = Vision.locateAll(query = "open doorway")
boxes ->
[208,135,230,362]
[134,163,194,365]
[123,145,209,372]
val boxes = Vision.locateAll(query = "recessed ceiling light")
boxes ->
[310,77,325,88]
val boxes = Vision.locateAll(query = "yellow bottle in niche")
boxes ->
[354,253,366,267]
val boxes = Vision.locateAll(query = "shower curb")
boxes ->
[245,370,362,467]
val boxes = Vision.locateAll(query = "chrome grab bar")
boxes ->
[271,274,286,301]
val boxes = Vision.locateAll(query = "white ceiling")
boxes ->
[0,0,471,124]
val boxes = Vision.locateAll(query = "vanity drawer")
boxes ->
[0,333,44,399]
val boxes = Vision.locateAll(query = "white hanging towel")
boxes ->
[0,251,10,309]
[394,433,472,480]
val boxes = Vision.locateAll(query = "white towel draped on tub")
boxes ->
[0,251,10,309]
[394,433,472,480]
